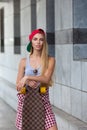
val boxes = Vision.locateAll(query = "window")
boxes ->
[13,0,21,54]
[31,0,36,31]
[0,8,4,52]
[46,0,55,57]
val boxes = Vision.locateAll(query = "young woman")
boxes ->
[16,29,58,130]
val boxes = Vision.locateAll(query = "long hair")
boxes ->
[30,35,53,87]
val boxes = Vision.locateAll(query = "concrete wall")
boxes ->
[0,0,87,130]
[54,0,87,124]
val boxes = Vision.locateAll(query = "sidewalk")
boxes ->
[0,98,16,130]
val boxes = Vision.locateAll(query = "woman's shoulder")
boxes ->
[19,57,26,67]
[20,57,26,62]
[48,55,55,62]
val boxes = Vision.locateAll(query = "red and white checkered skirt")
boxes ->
[15,89,56,130]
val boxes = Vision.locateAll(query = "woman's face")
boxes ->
[32,33,45,51]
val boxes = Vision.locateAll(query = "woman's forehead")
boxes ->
[33,33,45,38]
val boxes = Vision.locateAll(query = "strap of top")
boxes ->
[26,54,30,67]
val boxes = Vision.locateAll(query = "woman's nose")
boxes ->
[37,39,40,44]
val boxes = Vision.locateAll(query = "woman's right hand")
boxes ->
[27,80,39,88]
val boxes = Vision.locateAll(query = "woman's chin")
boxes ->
[35,48,42,51]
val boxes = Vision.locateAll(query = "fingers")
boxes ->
[16,82,23,91]
[16,85,21,91]
[29,81,36,88]
[28,81,38,88]
[16,76,28,92]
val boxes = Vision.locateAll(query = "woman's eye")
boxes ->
[33,38,37,41]
[40,38,44,41]
[33,38,44,41]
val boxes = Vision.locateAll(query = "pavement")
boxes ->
[0,98,16,130]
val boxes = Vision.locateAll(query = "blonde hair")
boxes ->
[30,35,53,87]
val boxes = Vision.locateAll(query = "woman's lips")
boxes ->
[36,45,41,48]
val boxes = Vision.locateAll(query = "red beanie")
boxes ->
[29,28,45,41]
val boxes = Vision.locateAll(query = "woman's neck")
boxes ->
[31,50,41,58]
[29,51,41,69]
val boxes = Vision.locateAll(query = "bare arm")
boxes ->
[16,58,25,91]
[20,57,55,86]
[16,58,39,91]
